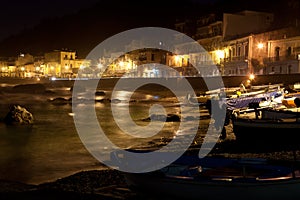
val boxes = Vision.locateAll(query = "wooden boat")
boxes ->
[114,153,300,200]
[260,107,300,119]
[226,86,284,110]
[232,117,300,143]
[231,106,300,144]
[281,92,300,108]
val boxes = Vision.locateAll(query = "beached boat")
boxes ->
[281,92,300,108]
[115,153,300,200]
[232,117,300,143]
[226,89,283,111]
[259,107,300,119]
[231,106,300,144]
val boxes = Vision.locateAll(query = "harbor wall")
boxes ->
[1,74,300,92]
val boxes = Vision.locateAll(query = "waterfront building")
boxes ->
[263,35,300,74]
[44,50,91,78]
[15,53,35,78]
[0,60,9,77]
[1,10,300,78]
[173,10,300,77]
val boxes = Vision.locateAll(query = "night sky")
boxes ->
[0,0,99,41]
[0,0,298,57]
[0,0,281,41]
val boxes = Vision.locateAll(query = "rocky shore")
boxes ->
[0,169,139,200]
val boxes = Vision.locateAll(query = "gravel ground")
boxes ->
[0,169,139,200]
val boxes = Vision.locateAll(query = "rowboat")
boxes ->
[226,89,283,111]
[232,117,300,144]
[231,104,300,145]
[281,92,300,108]
[115,153,300,200]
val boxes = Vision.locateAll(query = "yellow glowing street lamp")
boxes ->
[174,55,181,63]
[119,61,125,68]
[215,50,225,75]
[97,63,103,69]
[79,65,85,69]
[174,55,183,67]
[257,43,264,49]
[249,73,255,80]
[216,50,225,59]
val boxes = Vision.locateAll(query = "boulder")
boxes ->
[142,114,181,122]
[95,91,106,96]
[3,105,34,125]
[48,97,72,105]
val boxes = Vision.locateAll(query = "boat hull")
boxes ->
[232,118,300,145]
[118,155,300,200]
[125,172,300,200]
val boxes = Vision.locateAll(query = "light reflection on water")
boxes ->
[0,103,105,185]
[0,90,208,185]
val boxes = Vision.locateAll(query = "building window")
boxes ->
[279,66,282,74]
[275,47,280,61]
[237,46,241,57]
[288,65,292,74]
[271,66,275,73]
[151,54,155,61]
[287,47,292,57]
[245,44,249,58]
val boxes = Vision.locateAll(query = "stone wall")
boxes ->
[1,74,300,92]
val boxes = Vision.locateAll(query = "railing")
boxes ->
[220,56,247,63]
[263,55,298,63]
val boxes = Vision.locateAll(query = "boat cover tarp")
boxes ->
[226,91,281,110]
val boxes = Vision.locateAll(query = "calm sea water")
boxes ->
[0,85,209,185]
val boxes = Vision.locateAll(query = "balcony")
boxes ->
[221,56,247,63]
[263,55,298,63]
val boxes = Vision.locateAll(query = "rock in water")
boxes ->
[3,105,34,125]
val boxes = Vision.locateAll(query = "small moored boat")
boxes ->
[231,106,300,144]
[111,151,300,200]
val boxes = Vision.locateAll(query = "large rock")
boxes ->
[142,113,181,122]
[3,105,34,125]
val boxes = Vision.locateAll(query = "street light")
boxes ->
[249,73,255,80]
[257,43,264,49]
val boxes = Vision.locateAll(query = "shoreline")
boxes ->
[1,132,300,200]
[0,168,136,200]
[2,147,300,200]
[1,74,300,91]
[1,77,300,199]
